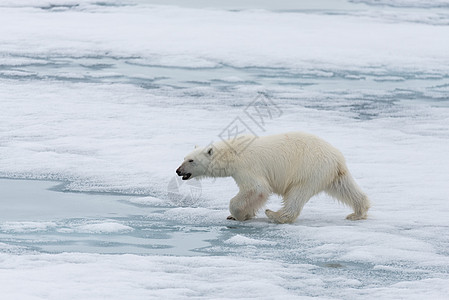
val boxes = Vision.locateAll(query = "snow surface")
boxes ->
[1,0,449,299]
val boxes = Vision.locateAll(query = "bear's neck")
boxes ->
[206,153,237,178]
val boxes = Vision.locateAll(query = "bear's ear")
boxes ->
[194,145,199,149]
[207,148,213,156]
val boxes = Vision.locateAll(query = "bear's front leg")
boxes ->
[228,190,268,221]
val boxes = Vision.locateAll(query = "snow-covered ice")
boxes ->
[1,0,449,299]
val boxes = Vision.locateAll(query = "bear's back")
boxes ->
[238,132,344,194]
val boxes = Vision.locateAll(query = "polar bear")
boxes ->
[175,132,370,223]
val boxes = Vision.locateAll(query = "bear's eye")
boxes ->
[188,159,194,163]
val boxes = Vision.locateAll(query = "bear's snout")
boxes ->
[176,166,192,180]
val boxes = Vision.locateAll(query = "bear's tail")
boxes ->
[325,167,370,220]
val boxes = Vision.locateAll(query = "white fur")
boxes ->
[176,132,370,223]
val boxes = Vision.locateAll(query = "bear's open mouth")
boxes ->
[181,173,192,180]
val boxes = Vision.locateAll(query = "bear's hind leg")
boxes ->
[265,188,315,224]
[229,190,269,221]
[325,172,370,220]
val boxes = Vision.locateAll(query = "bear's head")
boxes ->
[176,146,215,180]
[176,142,237,180]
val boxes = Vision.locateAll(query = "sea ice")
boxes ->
[1,0,448,299]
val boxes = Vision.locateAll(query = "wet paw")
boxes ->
[265,209,295,224]
[265,209,279,222]
[346,213,367,220]
[227,215,237,220]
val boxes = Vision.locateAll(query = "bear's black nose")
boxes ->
[176,167,181,175]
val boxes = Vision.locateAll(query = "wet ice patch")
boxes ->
[218,76,247,83]
[126,56,221,69]
[64,222,133,234]
[160,207,229,225]
[0,222,57,233]
[373,76,405,82]
[125,196,167,207]
[0,70,36,78]
[0,56,48,66]
[225,234,277,246]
